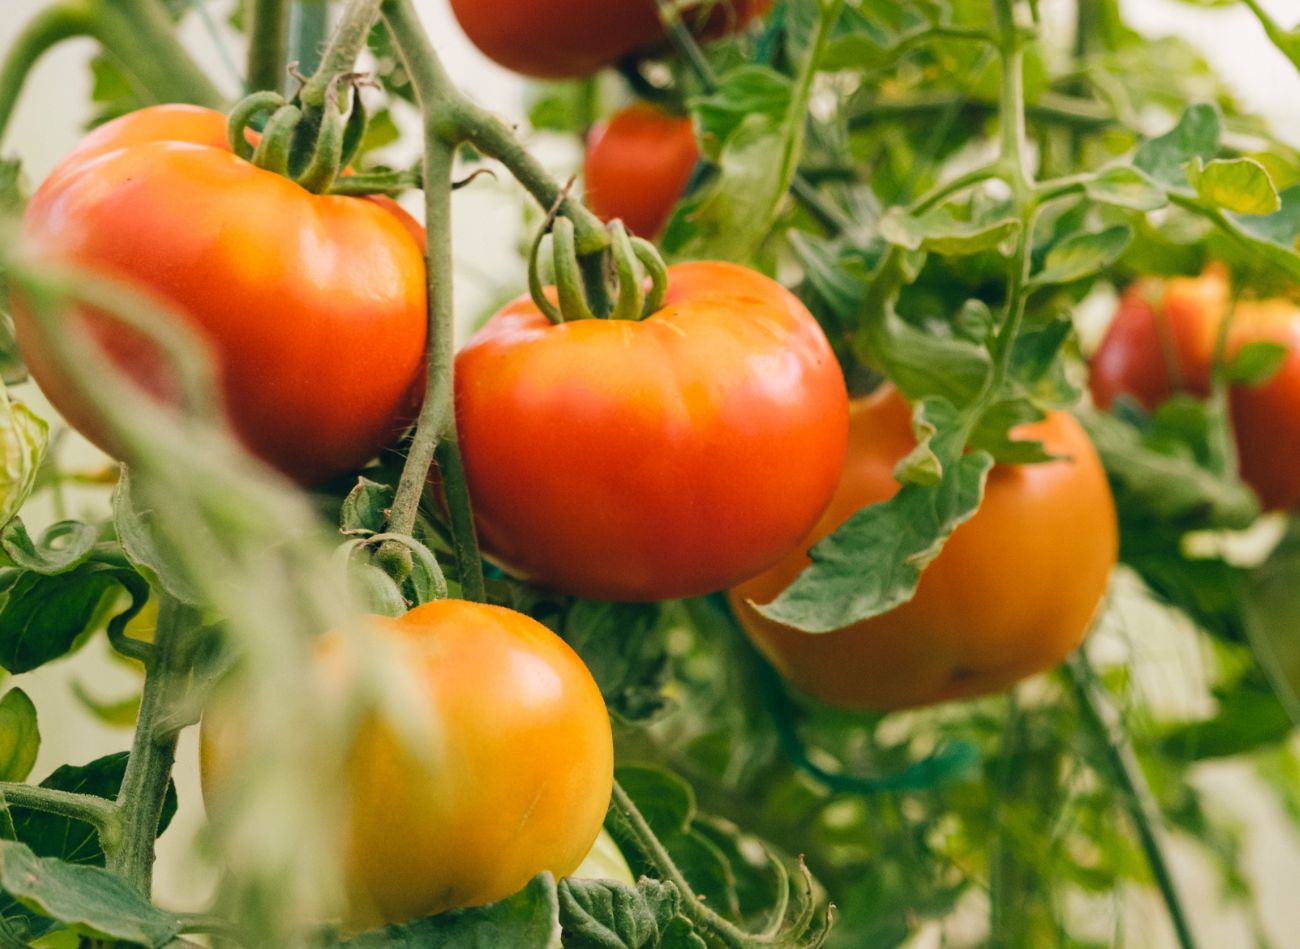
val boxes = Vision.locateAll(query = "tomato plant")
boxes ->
[4,1,1300,948]
[201,599,614,926]
[584,104,698,237]
[731,385,1117,709]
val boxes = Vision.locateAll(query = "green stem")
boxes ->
[0,4,92,146]
[986,694,1020,947]
[106,594,196,895]
[1240,0,1300,69]
[289,0,331,76]
[247,0,292,93]
[911,161,1003,214]
[433,439,485,602]
[1066,652,1199,949]
[847,91,1115,131]
[0,784,121,848]
[299,0,381,109]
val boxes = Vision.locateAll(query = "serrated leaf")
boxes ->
[1084,166,1168,212]
[1228,339,1289,385]
[1133,103,1222,188]
[558,878,703,949]
[1187,157,1281,215]
[0,690,37,782]
[879,205,1021,256]
[0,521,97,576]
[0,841,181,947]
[0,390,45,530]
[340,873,561,948]
[753,398,992,632]
[1030,225,1132,287]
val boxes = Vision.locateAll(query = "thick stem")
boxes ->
[0,784,122,850]
[92,0,225,111]
[107,594,196,895]
[1066,652,1199,949]
[299,0,382,109]
[434,439,485,602]
[289,0,331,76]
[247,0,292,93]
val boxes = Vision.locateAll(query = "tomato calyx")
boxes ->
[527,213,669,325]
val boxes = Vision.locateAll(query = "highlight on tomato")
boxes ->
[730,385,1119,710]
[1090,265,1300,510]
[584,104,699,238]
[455,260,849,603]
[449,0,771,79]
[13,104,428,486]
[200,599,614,927]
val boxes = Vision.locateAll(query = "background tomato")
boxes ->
[201,599,614,926]
[449,0,771,79]
[455,261,849,602]
[730,385,1118,710]
[584,104,698,238]
[14,105,427,486]
[1090,266,1300,509]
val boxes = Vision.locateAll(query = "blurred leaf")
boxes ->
[1030,225,1132,287]
[1133,103,1222,188]
[1244,518,1300,726]
[691,66,791,160]
[753,398,992,632]
[0,521,97,576]
[1186,157,1280,215]
[0,392,45,530]
[563,602,673,723]
[1227,340,1289,385]
[340,873,561,947]
[559,878,704,949]
[113,468,199,605]
[1155,681,1294,760]
[1084,166,1168,212]
[0,841,181,947]
[0,689,37,782]
[880,204,1020,255]
[69,682,138,730]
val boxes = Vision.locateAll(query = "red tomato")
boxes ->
[730,385,1118,710]
[14,105,427,485]
[201,599,614,926]
[455,261,849,602]
[585,104,699,238]
[1090,266,1300,509]
[450,0,771,79]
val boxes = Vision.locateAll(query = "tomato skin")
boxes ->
[450,0,771,79]
[14,105,427,485]
[729,386,1118,710]
[1090,266,1300,509]
[201,599,614,926]
[455,261,849,602]
[585,105,698,238]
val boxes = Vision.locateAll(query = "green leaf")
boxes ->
[613,768,694,839]
[0,841,181,947]
[69,681,139,729]
[340,477,395,536]
[879,205,1021,256]
[563,602,672,723]
[1186,157,1281,215]
[1029,225,1132,287]
[0,563,147,674]
[1244,519,1300,727]
[1156,680,1294,761]
[0,521,98,575]
[691,66,791,161]
[0,389,43,529]
[1227,340,1289,385]
[752,398,992,632]
[340,873,561,948]
[1133,102,1222,188]
[0,689,38,782]
[1084,166,1169,212]
[559,878,704,949]
[113,468,199,605]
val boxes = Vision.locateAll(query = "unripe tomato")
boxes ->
[455,261,849,602]
[729,385,1118,710]
[1090,266,1300,509]
[450,0,771,79]
[201,599,614,926]
[14,105,427,486]
[585,105,698,238]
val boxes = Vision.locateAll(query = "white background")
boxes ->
[3,1,1300,946]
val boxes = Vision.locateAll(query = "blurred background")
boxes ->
[3,0,1300,945]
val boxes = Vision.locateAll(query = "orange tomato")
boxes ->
[201,599,614,926]
[450,0,771,79]
[730,385,1118,710]
[585,104,698,238]
[455,261,849,602]
[14,105,427,485]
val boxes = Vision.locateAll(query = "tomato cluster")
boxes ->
[1090,266,1300,510]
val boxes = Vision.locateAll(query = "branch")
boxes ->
[247,0,292,93]
[0,784,121,845]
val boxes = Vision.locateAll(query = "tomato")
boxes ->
[455,261,849,602]
[201,599,614,926]
[729,385,1118,710]
[1090,266,1300,509]
[449,0,771,79]
[14,105,427,486]
[584,105,698,238]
